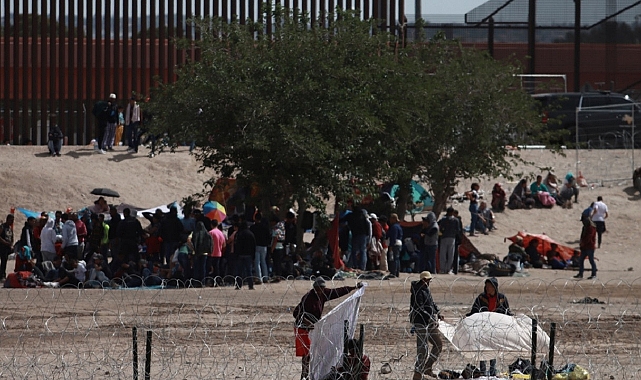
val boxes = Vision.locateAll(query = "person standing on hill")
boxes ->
[590,196,608,248]
[101,93,119,153]
[574,217,597,280]
[125,96,143,153]
[438,208,460,275]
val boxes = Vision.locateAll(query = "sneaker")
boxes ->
[98,149,106,154]
[587,275,597,280]
[56,153,61,157]
[573,274,583,279]
[127,148,135,153]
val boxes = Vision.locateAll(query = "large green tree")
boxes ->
[147,7,400,246]
[148,6,546,238]
[411,34,543,215]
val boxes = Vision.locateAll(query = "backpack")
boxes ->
[92,101,108,120]
[488,260,515,277]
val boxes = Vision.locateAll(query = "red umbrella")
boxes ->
[506,231,575,261]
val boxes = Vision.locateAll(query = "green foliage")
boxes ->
[147,5,548,219]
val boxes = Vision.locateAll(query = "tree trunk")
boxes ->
[395,178,412,221]
[295,197,308,255]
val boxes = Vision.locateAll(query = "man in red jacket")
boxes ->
[574,217,597,280]
[293,278,363,380]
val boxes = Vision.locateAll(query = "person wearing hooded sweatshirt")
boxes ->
[438,208,460,275]
[61,213,79,258]
[466,277,513,376]
[574,217,597,280]
[420,212,439,275]
[410,271,443,380]
[191,221,213,284]
[40,218,58,262]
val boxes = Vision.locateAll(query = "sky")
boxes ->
[421,0,489,15]
[0,0,492,18]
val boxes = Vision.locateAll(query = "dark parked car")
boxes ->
[533,91,641,148]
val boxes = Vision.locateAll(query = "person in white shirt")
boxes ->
[591,196,609,248]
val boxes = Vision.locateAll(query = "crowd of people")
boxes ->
[494,172,582,211]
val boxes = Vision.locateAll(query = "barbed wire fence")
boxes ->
[1,276,641,379]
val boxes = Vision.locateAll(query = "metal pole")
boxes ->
[548,323,557,380]
[145,330,152,380]
[576,107,580,174]
[132,327,138,380]
[632,103,635,170]
[531,319,538,380]
[573,0,581,92]
[527,0,536,75]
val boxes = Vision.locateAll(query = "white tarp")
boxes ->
[138,202,183,218]
[309,285,366,380]
[439,313,551,361]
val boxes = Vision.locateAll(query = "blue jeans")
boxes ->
[425,245,437,275]
[469,203,479,235]
[128,121,141,152]
[254,246,268,281]
[388,245,401,277]
[162,241,179,266]
[350,234,368,270]
[578,249,596,277]
[235,255,254,289]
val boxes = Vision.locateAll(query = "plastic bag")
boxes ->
[568,365,589,380]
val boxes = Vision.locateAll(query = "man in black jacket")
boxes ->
[410,271,443,380]
[466,277,513,376]
[234,221,256,290]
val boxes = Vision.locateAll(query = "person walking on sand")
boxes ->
[574,217,597,280]
[591,196,608,248]
[410,271,443,380]
[293,278,363,380]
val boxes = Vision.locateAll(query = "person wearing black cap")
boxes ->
[410,271,443,380]
[293,278,363,380]
[466,277,513,376]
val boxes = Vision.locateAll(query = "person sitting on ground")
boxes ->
[311,249,336,279]
[559,181,576,209]
[544,172,564,206]
[322,338,371,380]
[563,172,580,203]
[505,236,526,271]
[546,247,567,270]
[524,239,543,268]
[85,253,112,288]
[477,201,495,232]
[509,179,535,210]
[55,257,82,288]
[530,175,555,208]
[491,183,506,212]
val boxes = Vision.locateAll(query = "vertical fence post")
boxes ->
[531,318,538,380]
[548,322,556,380]
[132,326,138,380]
[145,330,152,380]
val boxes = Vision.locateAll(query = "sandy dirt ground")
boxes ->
[0,145,640,379]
